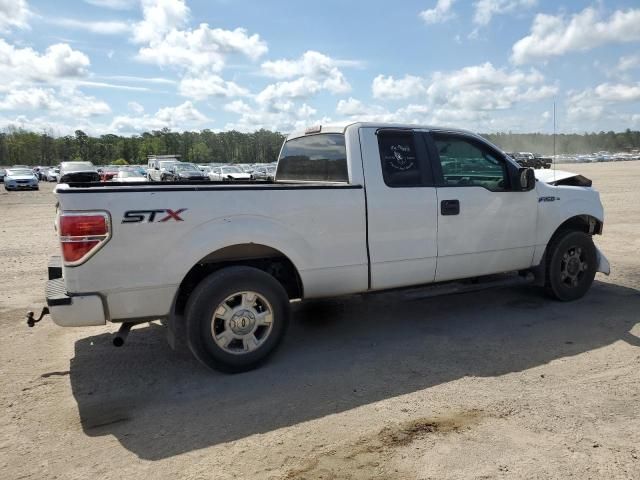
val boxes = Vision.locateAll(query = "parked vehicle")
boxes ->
[99,166,120,182]
[59,162,100,183]
[4,168,39,190]
[208,165,252,182]
[47,168,61,182]
[0,168,6,183]
[163,163,208,182]
[38,122,609,373]
[252,165,276,181]
[112,168,148,183]
[147,155,180,181]
[507,152,552,169]
[36,167,50,181]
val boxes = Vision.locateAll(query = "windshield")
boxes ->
[159,161,177,169]
[222,166,243,173]
[119,170,144,178]
[63,162,94,171]
[175,164,199,172]
[7,169,33,176]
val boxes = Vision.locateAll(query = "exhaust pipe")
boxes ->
[113,322,133,347]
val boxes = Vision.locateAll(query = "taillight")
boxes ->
[58,212,111,265]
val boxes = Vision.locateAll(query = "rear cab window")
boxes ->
[276,134,348,182]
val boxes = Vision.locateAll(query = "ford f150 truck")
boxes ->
[35,123,610,372]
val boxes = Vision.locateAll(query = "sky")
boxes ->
[0,0,639,136]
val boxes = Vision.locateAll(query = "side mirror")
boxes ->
[519,167,536,191]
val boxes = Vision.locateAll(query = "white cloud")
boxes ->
[258,50,353,106]
[109,101,208,133]
[426,62,553,111]
[512,7,640,65]
[127,101,144,114]
[133,0,189,44]
[473,0,536,26]
[0,87,110,117]
[261,50,359,80]
[84,0,136,9]
[617,55,640,72]
[566,83,640,125]
[131,0,266,101]
[137,24,268,72]
[372,74,427,99]
[336,97,371,116]
[0,0,30,32]
[256,77,322,105]
[223,99,322,133]
[360,62,557,130]
[100,75,176,85]
[420,0,456,24]
[0,39,90,88]
[178,75,249,100]
[50,18,130,35]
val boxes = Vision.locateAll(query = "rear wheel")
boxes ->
[185,266,290,373]
[545,230,597,301]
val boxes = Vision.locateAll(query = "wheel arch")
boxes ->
[531,214,603,284]
[172,243,304,318]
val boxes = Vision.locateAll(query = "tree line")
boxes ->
[1,126,639,167]
[0,127,286,166]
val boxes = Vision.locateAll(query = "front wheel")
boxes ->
[545,230,597,301]
[185,266,290,373]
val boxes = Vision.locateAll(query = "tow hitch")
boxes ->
[26,307,50,327]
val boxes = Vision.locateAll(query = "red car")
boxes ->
[99,166,120,182]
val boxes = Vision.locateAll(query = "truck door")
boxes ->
[359,127,438,290]
[425,131,538,281]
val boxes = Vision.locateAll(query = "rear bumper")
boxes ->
[46,257,106,327]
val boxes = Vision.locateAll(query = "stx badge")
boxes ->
[122,209,187,223]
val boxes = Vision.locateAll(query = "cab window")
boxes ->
[377,131,423,187]
[277,134,348,182]
[432,134,508,191]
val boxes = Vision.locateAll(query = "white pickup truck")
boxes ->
[36,123,610,372]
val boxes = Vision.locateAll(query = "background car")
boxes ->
[112,168,148,183]
[46,167,60,182]
[252,165,276,181]
[0,168,6,183]
[36,167,50,181]
[99,166,120,182]
[208,165,253,182]
[4,168,39,191]
[59,161,100,183]
[163,162,207,181]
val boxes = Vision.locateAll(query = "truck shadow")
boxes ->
[69,280,640,460]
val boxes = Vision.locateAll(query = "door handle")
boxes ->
[441,199,460,215]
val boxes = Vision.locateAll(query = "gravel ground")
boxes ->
[1,162,639,480]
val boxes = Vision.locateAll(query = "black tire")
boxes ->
[185,266,290,373]
[545,230,597,301]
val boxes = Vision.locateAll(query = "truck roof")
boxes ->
[286,122,478,141]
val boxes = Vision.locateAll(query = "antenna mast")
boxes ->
[553,101,556,181]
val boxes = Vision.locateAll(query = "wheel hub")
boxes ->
[229,309,256,335]
[560,246,587,287]
[566,257,580,276]
[210,291,274,355]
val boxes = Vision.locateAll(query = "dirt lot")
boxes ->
[1,162,639,480]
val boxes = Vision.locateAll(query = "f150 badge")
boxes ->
[122,209,187,223]
[538,196,560,203]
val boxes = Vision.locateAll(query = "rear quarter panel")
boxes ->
[55,185,368,318]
